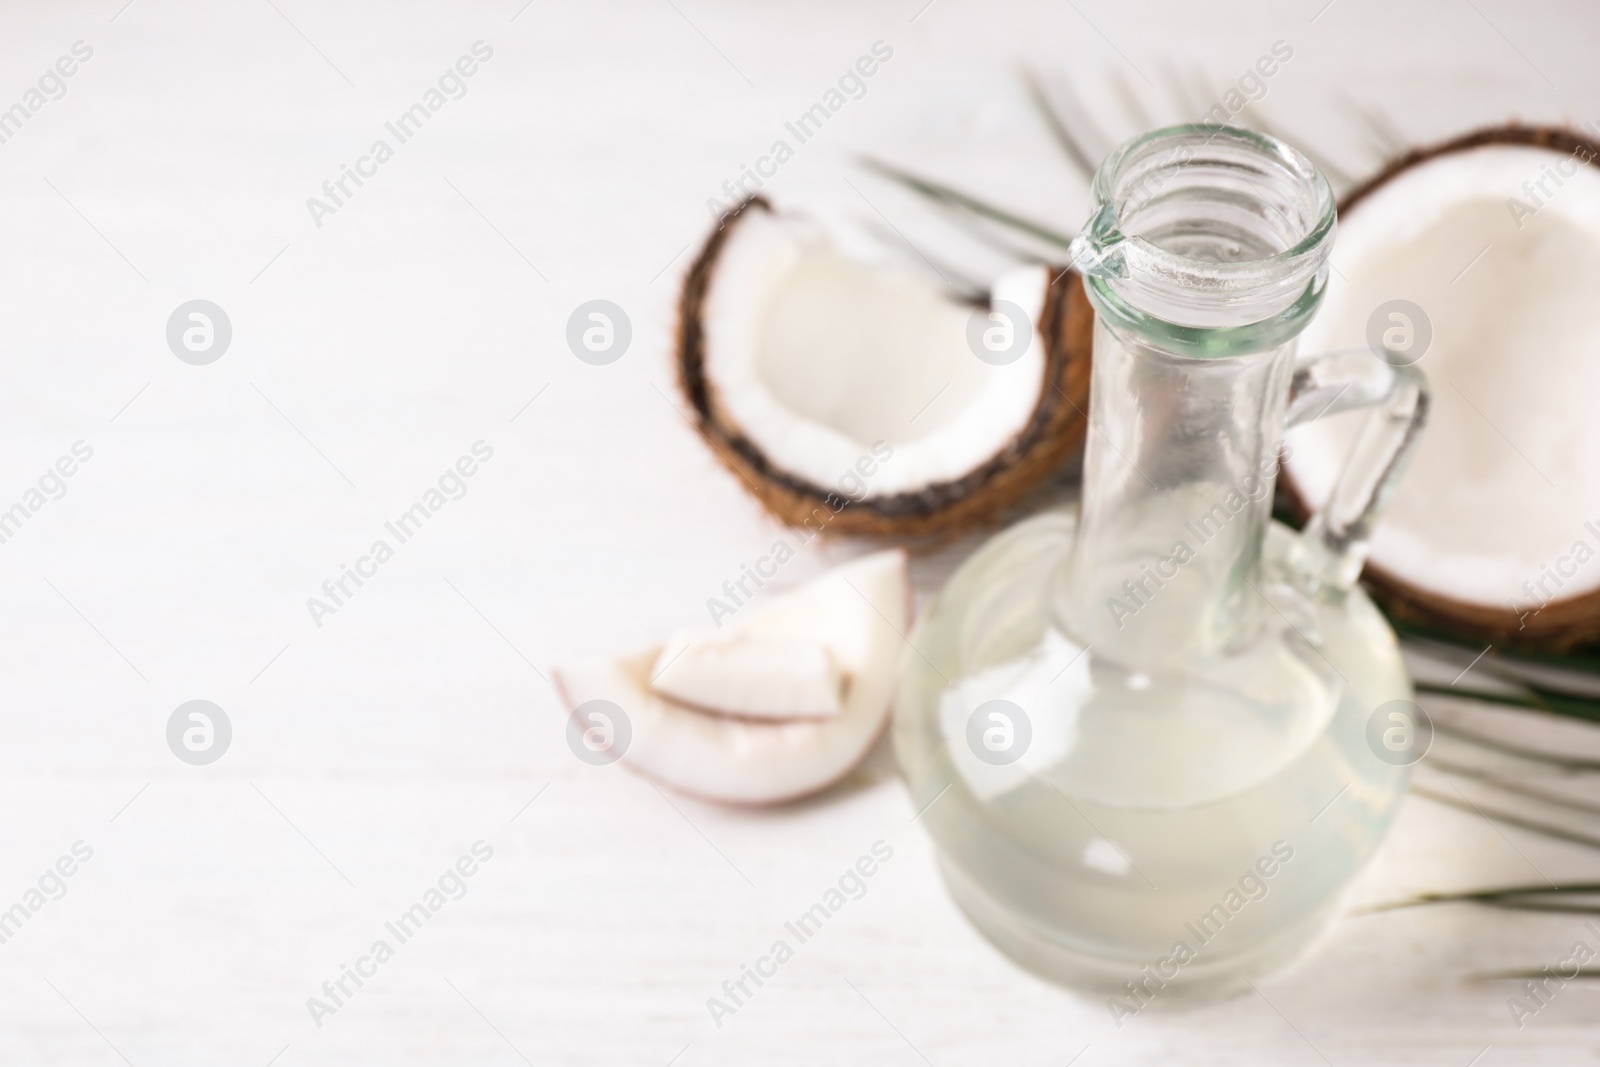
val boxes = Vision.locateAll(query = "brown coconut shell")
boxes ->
[1281,123,1600,654]
[676,196,1092,540]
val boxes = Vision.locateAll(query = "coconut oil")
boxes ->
[895,510,1410,994]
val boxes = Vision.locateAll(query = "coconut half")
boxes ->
[1285,125,1600,651]
[553,549,909,805]
[677,198,1091,538]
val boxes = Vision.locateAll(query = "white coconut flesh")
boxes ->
[703,209,1050,497]
[554,549,908,805]
[650,632,843,719]
[1288,143,1600,613]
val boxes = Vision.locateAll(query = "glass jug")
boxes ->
[894,125,1429,1003]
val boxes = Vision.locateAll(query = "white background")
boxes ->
[0,0,1597,1063]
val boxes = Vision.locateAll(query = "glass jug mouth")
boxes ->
[1070,124,1337,356]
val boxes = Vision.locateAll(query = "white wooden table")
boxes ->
[1,0,1596,1062]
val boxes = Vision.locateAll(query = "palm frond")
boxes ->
[1412,784,1600,852]
[1160,63,1207,121]
[859,157,1077,252]
[1109,69,1156,130]
[1430,718,1600,771]
[1431,757,1600,818]
[1235,103,1356,190]
[1341,94,1406,161]
[854,218,989,301]
[1354,882,1600,915]
[1019,67,1100,180]
[1417,678,1600,727]
[1476,967,1600,981]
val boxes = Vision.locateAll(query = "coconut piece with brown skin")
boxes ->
[1283,124,1600,653]
[676,197,1092,540]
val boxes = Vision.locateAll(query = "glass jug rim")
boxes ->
[1072,123,1338,357]
[1093,123,1336,266]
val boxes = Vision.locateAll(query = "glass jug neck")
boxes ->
[1054,324,1297,663]
[1053,125,1335,666]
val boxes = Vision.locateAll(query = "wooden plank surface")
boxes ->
[0,0,1595,1062]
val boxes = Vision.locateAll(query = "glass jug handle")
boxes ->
[1282,346,1431,595]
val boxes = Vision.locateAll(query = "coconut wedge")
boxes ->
[677,198,1092,539]
[1284,125,1600,652]
[650,632,843,719]
[554,549,909,805]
